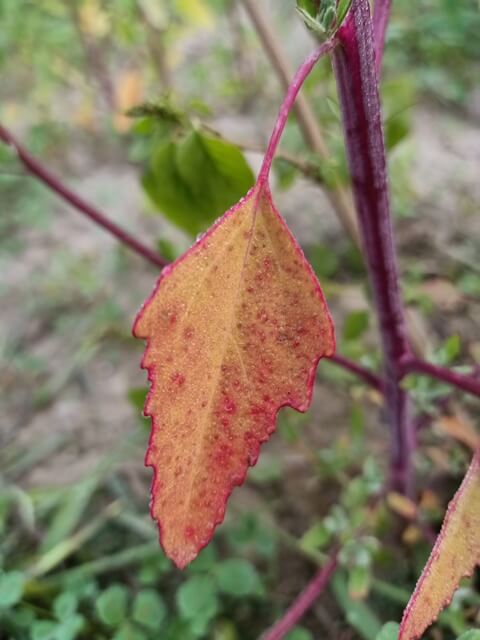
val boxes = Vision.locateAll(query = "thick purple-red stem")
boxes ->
[332,0,414,495]
[0,124,167,270]
[262,550,338,640]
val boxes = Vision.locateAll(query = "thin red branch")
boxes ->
[400,357,480,399]
[329,354,384,391]
[373,0,392,73]
[0,124,167,270]
[258,39,336,184]
[261,550,338,640]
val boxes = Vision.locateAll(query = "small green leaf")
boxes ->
[308,244,340,279]
[31,620,58,640]
[332,573,382,640]
[113,623,148,640]
[0,570,24,608]
[10,606,36,629]
[336,0,352,27]
[187,542,218,572]
[96,584,128,626]
[343,310,369,341]
[457,631,480,640]
[300,521,331,553]
[177,575,218,630]
[348,565,371,600]
[437,335,461,364]
[127,387,149,412]
[55,614,85,640]
[132,589,167,631]
[375,622,400,640]
[156,238,180,262]
[215,559,262,597]
[53,591,78,621]
[143,131,254,235]
[226,513,277,559]
[177,575,218,617]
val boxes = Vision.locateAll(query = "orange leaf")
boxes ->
[399,449,480,640]
[133,183,334,567]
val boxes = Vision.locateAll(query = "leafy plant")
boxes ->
[0,0,479,638]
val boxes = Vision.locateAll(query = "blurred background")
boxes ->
[0,1,479,638]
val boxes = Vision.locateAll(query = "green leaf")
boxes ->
[343,310,369,341]
[127,387,149,412]
[143,131,254,235]
[300,521,331,553]
[31,620,58,640]
[96,584,129,626]
[177,575,219,634]
[55,614,85,640]
[285,627,314,640]
[187,542,218,572]
[375,622,400,640]
[215,559,262,597]
[53,591,78,621]
[332,572,382,640]
[156,238,180,262]
[437,335,461,364]
[336,0,352,27]
[296,0,317,17]
[273,157,298,190]
[0,570,24,608]
[143,141,203,234]
[226,513,277,559]
[348,566,371,601]
[113,623,148,640]
[457,632,480,640]
[382,76,415,151]
[132,589,167,631]
[307,244,340,279]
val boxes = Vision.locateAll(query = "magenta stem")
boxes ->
[329,354,384,391]
[332,0,414,495]
[257,39,336,185]
[262,550,338,640]
[400,356,480,399]
[372,0,392,73]
[0,124,167,270]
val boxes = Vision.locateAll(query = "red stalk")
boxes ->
[0,124,167,270]
[331,0,414,495]
[329,353,384,391]
[261,550,338,640]
[258,39,336,185]
[400,356,480,399]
